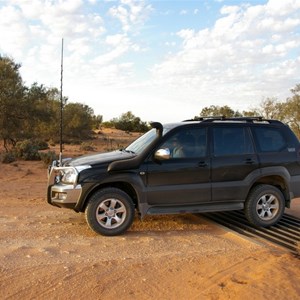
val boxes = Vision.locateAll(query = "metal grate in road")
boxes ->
[204,211,300,257]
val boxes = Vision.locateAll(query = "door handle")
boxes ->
[244,158,255,164]
[198,161,208,167]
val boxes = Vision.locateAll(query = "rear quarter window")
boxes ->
[252,127,287,152]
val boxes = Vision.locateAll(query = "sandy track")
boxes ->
[0,161,299,299]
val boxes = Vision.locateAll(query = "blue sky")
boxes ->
[0,0,299,122]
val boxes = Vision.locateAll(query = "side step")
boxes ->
[147,203,244,215]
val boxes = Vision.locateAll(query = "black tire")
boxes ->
[85,188,135,236]
[244,184,285,227]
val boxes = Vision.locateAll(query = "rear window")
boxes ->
[252,127,287,152]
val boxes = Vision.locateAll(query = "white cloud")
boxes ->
[220,5,241,15]
[150,0,300,112]
[91,33,140,67]
[106,33,128,46]
[0,5,30,57]
[0,0,299,122]
[93,46,128,65]
[0,0,107,87]
[266,0,300,16]
[108,0,152,32]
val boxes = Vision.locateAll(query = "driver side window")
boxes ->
[160,127,207,158]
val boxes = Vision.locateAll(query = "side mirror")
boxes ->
[154,148,171,160]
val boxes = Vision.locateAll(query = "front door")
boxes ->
[145,126,211,205]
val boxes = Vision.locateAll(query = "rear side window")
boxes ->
[213,127,254,156]
[252,127,287,152]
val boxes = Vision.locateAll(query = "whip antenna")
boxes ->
[59,38,64,166]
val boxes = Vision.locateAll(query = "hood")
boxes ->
[66,150,135,167]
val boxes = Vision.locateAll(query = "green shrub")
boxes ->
[39,151,57,166]
[1,152,16,164]
[34,139,49,150]
[14,140,40,160]
[13,139,50,161]
[80,142,95,152]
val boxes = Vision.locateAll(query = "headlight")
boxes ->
[56,165,91,185]
[61,168,77,184]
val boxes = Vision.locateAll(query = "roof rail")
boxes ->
[202,116,264,123]
[183,116,282,124]
[183,116,225,122]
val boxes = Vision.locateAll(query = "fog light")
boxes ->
[52,192,67,200]
[58,193,67,200]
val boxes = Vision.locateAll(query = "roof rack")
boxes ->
[183,116,225,122]
[183,116,282,124]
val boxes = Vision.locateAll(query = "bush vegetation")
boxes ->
[1,55,300,163]
[39,151,57,166]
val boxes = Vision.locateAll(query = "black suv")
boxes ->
[47,117,300,236]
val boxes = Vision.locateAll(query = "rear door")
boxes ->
[211,125,259,202]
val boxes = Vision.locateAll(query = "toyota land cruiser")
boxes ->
[47,117,300,236]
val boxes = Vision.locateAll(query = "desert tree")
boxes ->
[63,102,95,140]
[111,111,149,132]
[199,105,242,118]
[281,85,300,138]
[0,56,26,151]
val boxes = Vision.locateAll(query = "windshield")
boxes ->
[125,126,171,154]
[125,128,157,155]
